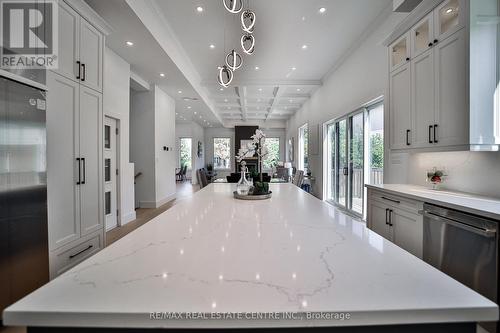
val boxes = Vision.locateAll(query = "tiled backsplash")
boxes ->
[407,151,500,198]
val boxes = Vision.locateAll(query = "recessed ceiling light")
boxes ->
[255,66,260,70]
[196,6,203,12]
[257,98,261,102]
[209,44,215,49]
[199,116,202,119]
[319,7,326,14]
[178,90,182,94]
[445,7,454,14]
[175,112,178,115]
[159,73,165,77]
[126,41,134,46]
[291,67,297,71]
[296,88,301,92]
[187,106,192,109]
[219,88,224,91]
[194,111,197,114]
[302,45,308,50]
[258,88,262,92]
[224,99,228,102]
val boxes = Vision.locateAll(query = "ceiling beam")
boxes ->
[201,79,322,88]
[266,86,283,121]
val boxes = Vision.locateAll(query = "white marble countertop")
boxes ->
[3,184,498,329]
[366,184,500,220]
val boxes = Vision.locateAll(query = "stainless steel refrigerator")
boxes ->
[0,76,49,318]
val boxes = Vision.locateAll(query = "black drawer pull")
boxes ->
[69,245,93,259]
[434,124,438,143]
[76,158,81,185]
[76,61,81,80]
[385,208,390,225]
[428,125,433,144]
[406,129,411,146]
[381,196,400,204]
[388,210,394,226]
[81,63,86,81]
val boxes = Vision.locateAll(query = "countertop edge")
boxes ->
[3,307,499,328]
[365,184,500,220]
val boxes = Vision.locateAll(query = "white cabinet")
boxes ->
[388,0,470,151]
[53,1,103,92]
[389,63,411,149]
[367,189,423,259]
[47,0,107,278]
[389,32,410,72]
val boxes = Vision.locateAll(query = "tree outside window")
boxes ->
[263,138,280,169]
[213,138,231,169]
[180,138,192,169]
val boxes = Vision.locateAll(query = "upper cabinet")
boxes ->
[53,0,105,92]
[387,0,499,152]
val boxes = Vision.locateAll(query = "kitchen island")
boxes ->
[3,184,498,332]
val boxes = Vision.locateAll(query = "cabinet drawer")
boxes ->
[370,190,422,213]
[50,231,102,278]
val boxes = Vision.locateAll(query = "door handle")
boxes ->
[343,167,348,176]
[76,61,81,80]
[81,63,86,81]
[419,211,497,238]
[388,210,393,227]
[433,124,438,143]
[385,208,389,225]
[406,129,411,146]
[76,158,81,185]
[81,158,86,184]
[428,125,433,144]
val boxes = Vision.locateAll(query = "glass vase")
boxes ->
[236,170,251,195]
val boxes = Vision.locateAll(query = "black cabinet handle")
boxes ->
[381,196,400,204]
[406,57,410,61]
[76,158,81,185]
[81,63,86,81]
[428,42,433,47]
[76,61,81,80]
[429,125,433,144]
[385,208,389,225]
[433,39,438,44]
[406,129,411,146]
[388,210,393,227]
[69,245,93,259]
[81,158,86,184]
[434,124,438,143]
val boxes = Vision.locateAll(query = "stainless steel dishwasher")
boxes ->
[421,203,498,332]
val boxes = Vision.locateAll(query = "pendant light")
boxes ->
[241,34,255,55]
[225,49,243,71]
[218,65,233,88]
[241,10,256,33]
[222,0,243,14]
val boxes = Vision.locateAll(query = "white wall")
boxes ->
[154,86,176,205]
[286,8,407,199]
[176,122,205,184]
[103,48,136,225]
[204,127,286,179]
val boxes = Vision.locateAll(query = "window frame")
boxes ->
[298,123,309,172]
[213,137,232,170]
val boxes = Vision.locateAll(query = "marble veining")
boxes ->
[3,184,498,328]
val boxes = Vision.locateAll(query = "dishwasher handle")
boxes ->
[419,210,497,238]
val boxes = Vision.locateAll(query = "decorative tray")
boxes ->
[233,191,272,200]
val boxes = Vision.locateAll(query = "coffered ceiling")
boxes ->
[88,0,392,128]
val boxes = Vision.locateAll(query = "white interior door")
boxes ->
[104,117,118,231]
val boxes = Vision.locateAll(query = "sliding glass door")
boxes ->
[325,101,383,218]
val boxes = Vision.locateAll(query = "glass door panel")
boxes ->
[390,34,408,70]
[412,15,432,57]
[350,113,364,215]
[436,0,462,39]
[337,119,347,207]
[326,123,336,202]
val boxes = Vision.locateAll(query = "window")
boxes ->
[179,138,192,169]
[213,138,231,169]
[298,124,309,172]
[325,100,384,217]
[263,138,280,170]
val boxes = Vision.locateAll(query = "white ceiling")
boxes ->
[87,0,392,127]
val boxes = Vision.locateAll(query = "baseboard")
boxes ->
[121,211,136,225]
[140,193,176,209]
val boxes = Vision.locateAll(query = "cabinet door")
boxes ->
[368,201,391,240]
[411,49,435,148]
[391,208,423,258]
[434,0,466,42]
[79,19,103,92]
[389,33,410,72]
[390,63,412,149]
[79,86,103,236]
[53,1,79,82]
[411,13,434,58]
[434,29,468,147]
[47,72,80,249]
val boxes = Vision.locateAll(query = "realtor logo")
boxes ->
[1,0,58,69]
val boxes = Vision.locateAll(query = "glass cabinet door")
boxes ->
[412,14,433,57]
[434,0,464,41]
[390,33,409,71]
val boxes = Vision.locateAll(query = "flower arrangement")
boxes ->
[236,129,270,195]
[426,167,447,190]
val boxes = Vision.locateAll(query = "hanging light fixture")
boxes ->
[241,10,256,33]
[222,0,243,13]
[217,65,234,87]
[240,34,255,55]
[225,49,243,71]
